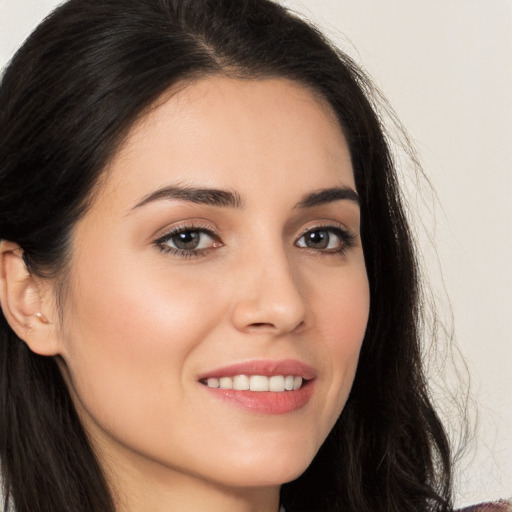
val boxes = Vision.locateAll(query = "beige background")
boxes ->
[1,0,511,506]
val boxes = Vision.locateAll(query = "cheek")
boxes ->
[66,252,219,351]
[310,263,369,423]
[314,258,370,352]
[58,256,223,431]
[324,279,369,353]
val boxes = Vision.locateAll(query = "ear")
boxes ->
[0,240,61,356]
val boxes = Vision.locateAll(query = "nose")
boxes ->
[230,249,307,335]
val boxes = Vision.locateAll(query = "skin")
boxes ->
[30,77,370,511]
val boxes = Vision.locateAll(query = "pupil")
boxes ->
[308,231,328,249]
[174,231,199,250]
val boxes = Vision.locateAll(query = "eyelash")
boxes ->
[295,225,356,255]
[154,223,356,259]
[155,223,221,259]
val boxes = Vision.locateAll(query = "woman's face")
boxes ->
[53,77,369,500]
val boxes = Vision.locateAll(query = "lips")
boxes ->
[198,359,316,414]
[203,374,304,392]
[198,359,317,380]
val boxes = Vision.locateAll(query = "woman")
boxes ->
[0,0,508,511]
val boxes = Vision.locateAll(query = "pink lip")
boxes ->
[198,359,317,380]
[198,359,316,415]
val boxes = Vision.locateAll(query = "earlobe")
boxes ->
[0,240,60,356]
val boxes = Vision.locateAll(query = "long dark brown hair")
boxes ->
[0,1,452,511]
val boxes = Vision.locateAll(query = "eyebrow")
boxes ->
[131,184,359,211]
[295,186,360,208]
[133,186,243,210]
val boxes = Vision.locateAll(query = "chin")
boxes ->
[212,462,310,489]
[206,436,319,488]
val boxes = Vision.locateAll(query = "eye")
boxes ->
[155,226,221,256]
[295,226,355,254]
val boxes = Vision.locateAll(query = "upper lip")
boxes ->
[198,359,317,381]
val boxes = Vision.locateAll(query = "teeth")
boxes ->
[219,377,232,389]
[250,375,269,391]
[206,375,303,392]
[269,375,285,392]
[233,375,249,390]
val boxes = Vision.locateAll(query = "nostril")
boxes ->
[231,294,306,335]
[247,320,305,332]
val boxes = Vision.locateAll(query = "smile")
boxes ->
[202,375,304,392]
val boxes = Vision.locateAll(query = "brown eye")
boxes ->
[171,231,203,250]
[296,227,354,253]
[157,228,219,253]
[302,230,331,249]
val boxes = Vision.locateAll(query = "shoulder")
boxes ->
[456,501,512,512]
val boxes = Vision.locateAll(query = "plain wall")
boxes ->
[1,0,511,507]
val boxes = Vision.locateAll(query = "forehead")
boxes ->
[100,76,354,208]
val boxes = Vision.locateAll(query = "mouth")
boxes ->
[200,374,306,392]
[198,360,316,414]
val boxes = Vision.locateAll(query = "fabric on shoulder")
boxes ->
[457,500,512,512]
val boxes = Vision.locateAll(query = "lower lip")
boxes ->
[202,381,314,415]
